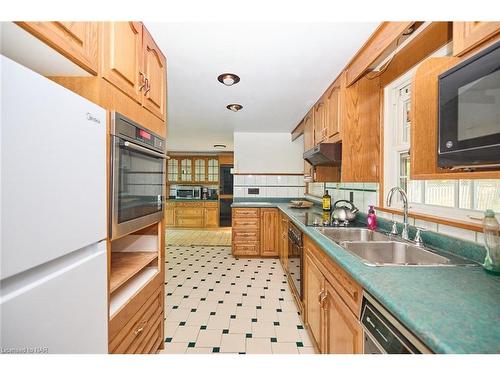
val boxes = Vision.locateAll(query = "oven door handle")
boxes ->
[122,141,166,159]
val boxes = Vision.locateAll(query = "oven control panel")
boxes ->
[112,112,166,153]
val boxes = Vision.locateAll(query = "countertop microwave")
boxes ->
[438,40,500,170]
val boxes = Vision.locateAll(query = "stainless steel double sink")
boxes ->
[315,227,475,266]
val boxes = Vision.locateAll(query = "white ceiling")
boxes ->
[145,22,379,152]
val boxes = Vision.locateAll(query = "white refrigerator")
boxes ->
[0,56,108,353]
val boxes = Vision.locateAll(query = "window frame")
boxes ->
[383,44,499,222]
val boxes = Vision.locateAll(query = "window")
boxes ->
[384,52,500,220]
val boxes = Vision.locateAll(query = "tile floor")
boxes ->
[166,228,232,247]
[161,246,317,354]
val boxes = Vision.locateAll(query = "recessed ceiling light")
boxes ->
[218,73,240,86]
[213,144,227,149]
[226,104,243,112]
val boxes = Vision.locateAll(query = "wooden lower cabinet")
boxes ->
[260,208,279,256]
[204,207,219,228]
[323,279,363,354]
[165,201,219,228]
[304,236,363,354]
[304,253,324,349]
[109,279,164,354]
[232,208,280,257]
[232,208,260,257]
[278,213,289,270]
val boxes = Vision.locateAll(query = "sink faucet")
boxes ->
[386,187,409,240]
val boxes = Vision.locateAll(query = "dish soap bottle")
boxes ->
[483,209,500,275]
[367,205,377,230]
[322,189,331,211]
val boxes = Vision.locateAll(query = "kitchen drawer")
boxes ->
[233,230,260,243]
[109,272,162,341]
[176,208,204,216]
[175,216,204,227]
[232,217,260,228]
[175,202,202,208]
[233,208,260,218]
[109,286,163,354]
[203,201,218,207]
[232,242,260,256]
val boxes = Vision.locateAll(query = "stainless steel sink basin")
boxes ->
[341,241,474,266]
[316,227,391,243]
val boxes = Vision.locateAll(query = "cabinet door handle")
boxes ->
[144,78,151,94]
[320,290,328,309]
[318,290,324,303]
[134,320,147,335]
[139,72,146,91]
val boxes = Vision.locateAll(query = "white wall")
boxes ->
[234,132,304,174]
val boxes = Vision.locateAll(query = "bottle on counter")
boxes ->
[322,189,331,211]
[367,205,377,230]
[483,209,500,275]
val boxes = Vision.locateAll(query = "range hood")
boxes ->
[303,143,342,166]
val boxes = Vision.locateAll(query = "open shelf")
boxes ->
[110,252,158,294]
[109,267,158,317]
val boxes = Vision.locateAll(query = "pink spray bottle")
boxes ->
[367,205,377,230]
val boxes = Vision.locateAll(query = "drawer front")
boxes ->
[233,242,260,256]
[233,208,260,218]
[176,208,204,216]
[233,230,259,242]
[203,201,218,207]
[165,201,176,207]
[175,202,202,208]
[175,216,204,227]
[110,286,163,354]
[232,217,260,229]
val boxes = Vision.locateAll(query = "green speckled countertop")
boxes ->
[231,201,500,353]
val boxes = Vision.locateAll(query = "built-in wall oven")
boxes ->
[287,222,303,298]
[438,40,500,170]
[110,112,166,240]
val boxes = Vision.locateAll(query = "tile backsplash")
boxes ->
[308,182,379,211]
[307,181,486,245]
[234,174,305,198]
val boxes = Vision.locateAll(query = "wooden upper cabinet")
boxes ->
[17,22,99,74]
[101,22,143,103]
[142,28,167,120]
[453,22,500,56]
[346,22,414,86]
[313,99,327,145]
[323,280,363,354]
[411,57,500,180]
[325,86,339,140]
[341,74,381,182]
[260,208,279,257]
[303,111,314,151]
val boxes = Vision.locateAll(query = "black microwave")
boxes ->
[438,40,500,170]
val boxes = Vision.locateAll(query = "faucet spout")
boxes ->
[386,187,410,240]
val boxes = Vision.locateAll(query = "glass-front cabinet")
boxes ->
[166,156,219,184]
[180,158,193,182]
[194,158,207,182]
[167,158,179,182]
[208,158,219,182]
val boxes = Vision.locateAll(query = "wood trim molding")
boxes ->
[375,206,483,232]
[233,173,304,176]
[291,120,305,141]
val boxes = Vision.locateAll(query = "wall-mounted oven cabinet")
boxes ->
[110,112,166,240]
